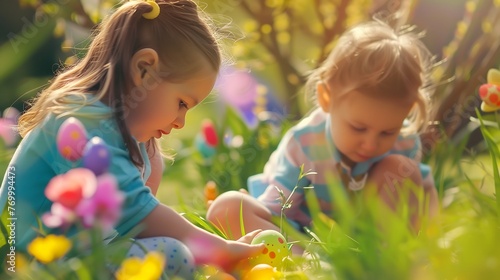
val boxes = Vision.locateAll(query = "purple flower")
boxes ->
[76,174,124,231]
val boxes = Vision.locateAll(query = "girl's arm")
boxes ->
[136,203,264,271]
[145,147,163,196]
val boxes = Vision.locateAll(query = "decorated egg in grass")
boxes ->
[479,68,500,112]
[243,264,279,280]
[83,137,110,176]
[57,117,88,161]
[195,134,216,158]
[249,230,289,268]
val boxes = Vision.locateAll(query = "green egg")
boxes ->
[249,230,289,268]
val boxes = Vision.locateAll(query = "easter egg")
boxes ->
[56,117,88,161]
[243,264,278,280]
[162,238,196,279]
[195,134,216,158]
[201,119,218,147]
[479,83,500,112]
[249,230,289,268]
[82,137,110,176]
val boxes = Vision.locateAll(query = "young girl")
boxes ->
[0,0,263,277]
[207,20,439,242]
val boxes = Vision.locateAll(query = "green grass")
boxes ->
[3,106,500,279]
[156,109,500,279]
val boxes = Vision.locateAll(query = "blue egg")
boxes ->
[82,136,110,176]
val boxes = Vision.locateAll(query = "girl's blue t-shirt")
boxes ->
[0,99,159,251]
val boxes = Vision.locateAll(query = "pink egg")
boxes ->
[249,230,289,268]
[83,137,110,176]
[56,117,88,161]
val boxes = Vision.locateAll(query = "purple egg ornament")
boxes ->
[83,136,110,176]
[56,117,88,161]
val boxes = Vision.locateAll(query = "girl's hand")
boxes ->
[236,229,261,244]
[190,230,265,272]
[219,230,265,272]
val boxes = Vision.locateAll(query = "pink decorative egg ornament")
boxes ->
[479,68,500,112]
[56,117,88,161]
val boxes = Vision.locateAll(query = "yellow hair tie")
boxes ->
[142,0,160,20]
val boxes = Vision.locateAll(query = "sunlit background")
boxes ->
[3,0,500,279]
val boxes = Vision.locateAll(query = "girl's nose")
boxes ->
[173,113,185,129]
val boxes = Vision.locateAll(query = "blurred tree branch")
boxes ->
[418,0,500,150]
[14,0,500,153]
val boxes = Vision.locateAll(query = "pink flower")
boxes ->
[0,118,18,147]
[0,107,20,147]
[215,67,258,108]
[45,168,97,209]
[42,203,77,229]
[76,174,124,231]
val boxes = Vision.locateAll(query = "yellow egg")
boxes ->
[249,230,289,268]
[243,264,277,280]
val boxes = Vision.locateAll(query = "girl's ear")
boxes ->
[130,48,160,87]
[316,82,331,112]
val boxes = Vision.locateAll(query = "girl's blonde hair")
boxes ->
[307,20,433,135]
[19,0,221,166]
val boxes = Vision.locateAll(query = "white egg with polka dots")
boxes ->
[158,238,196,279]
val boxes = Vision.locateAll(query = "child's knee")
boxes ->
[370,154,422,190]
[206,190,248,222]
[206,190,270,225]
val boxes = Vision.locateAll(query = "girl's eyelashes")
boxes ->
[350,125,366,132]
[350,124,398,136]
[381,131,397,136]
[179,99,188,109]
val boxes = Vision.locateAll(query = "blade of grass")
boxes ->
[239,200,246,237]
[476,109,500,218]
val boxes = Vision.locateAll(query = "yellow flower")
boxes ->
[15,253,30,271]
[116,251,165,280]
[27,234,72,264]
